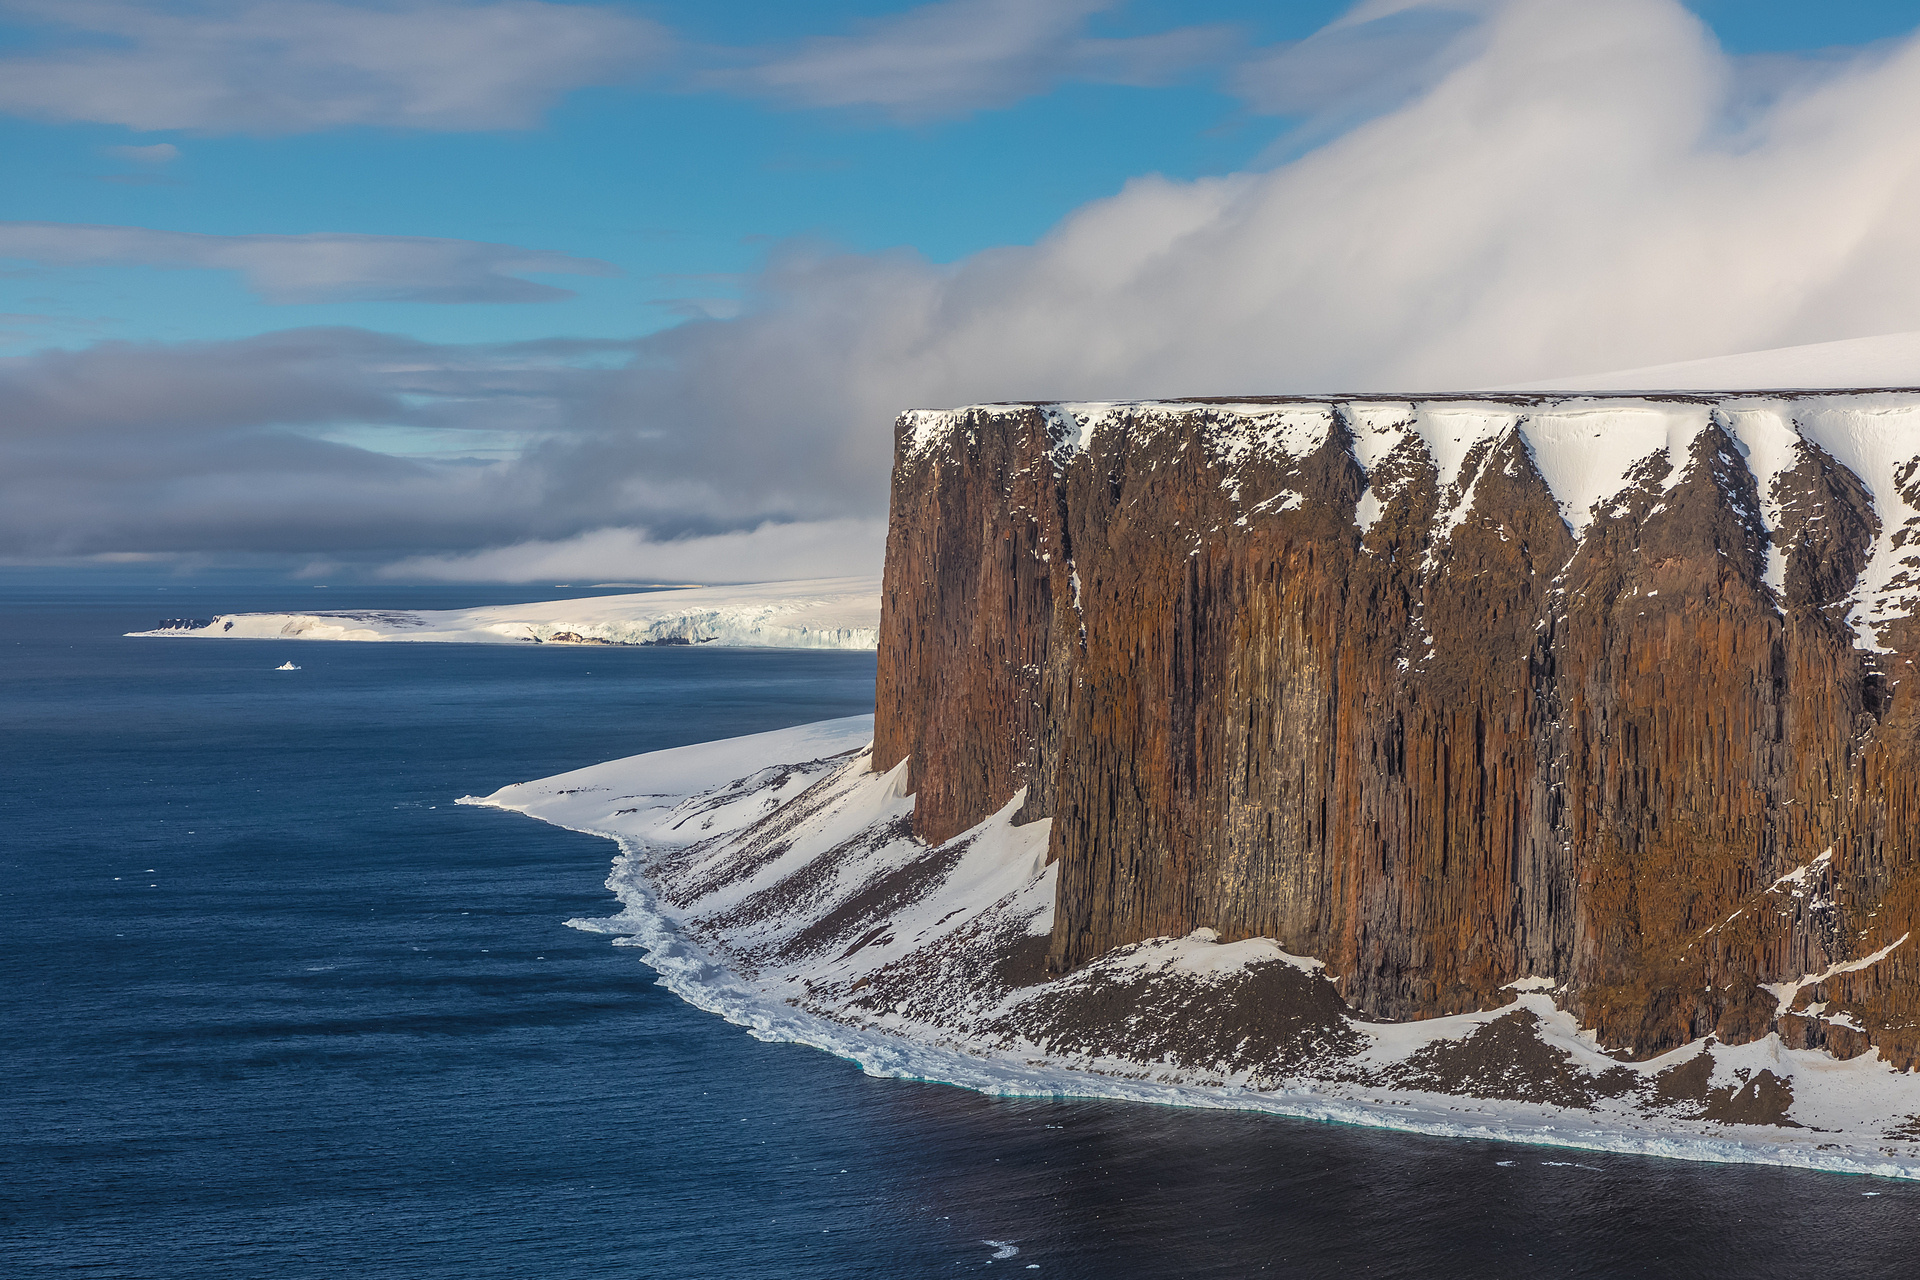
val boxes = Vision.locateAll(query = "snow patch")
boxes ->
[1716,404,1804,595]
[1769,848,1834,894]
[1517,404,1708,539]
[1793,398,1920,652]
[1764,934,1912,1010]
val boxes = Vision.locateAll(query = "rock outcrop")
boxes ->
[874,395,1920,1066]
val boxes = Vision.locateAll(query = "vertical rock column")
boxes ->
[874,408,1067,844]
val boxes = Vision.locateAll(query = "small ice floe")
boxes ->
[275,661,300,670]
[984,1241,1020,1261]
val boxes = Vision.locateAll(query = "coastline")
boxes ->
[463,719,1920,1181]
[125,577,882,650]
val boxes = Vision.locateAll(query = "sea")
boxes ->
[6,576,1920,1278]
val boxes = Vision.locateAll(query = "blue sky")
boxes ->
[0,1,1339,349]
[4,0,1920,580]
[6,0,1914,351]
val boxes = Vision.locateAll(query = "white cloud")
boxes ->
[0,0,667,133]
[706,0,1234,120]
[377,519,888,583]
[0,222,617,303]
[621,0,1920,424]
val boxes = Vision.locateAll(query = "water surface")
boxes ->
[5,579,1918,1277]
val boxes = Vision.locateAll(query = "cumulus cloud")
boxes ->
[0,222,618,303]
[0,0,667,133]
[10,0,1920,582]
[377,519,888,583]
[554,0,1920,553]
[629,0,1920,413]
[703,0,1234,120]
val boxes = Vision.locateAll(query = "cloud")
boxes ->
[0,310,116,349]
[0,222,618,303]
[104,142,181,164]
[0,324,866,565]
[377,519,888,583]
[1231,2,1485,129]
[0,327,627,557]
[516,0,1920,555]
[0,0,667,133]
[705,0,1235,121]
[10,0,1920,583]
[618,0,1920,416]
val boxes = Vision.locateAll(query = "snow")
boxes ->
[1411,406,1519,503]
[1791,398,1920,651]
[1519,405,1708,540]
[1096,928,1327,981]
[465,718,1920,1181]
[911,401,1338,476]
[125,577,881,651]
[901,389,1920,641]
[1769,848,1834,894]
[1354,400,1712,545]
[474,715,877,843]
[1501,331,1920,394]
[1718,404,1806,595]
[1344,402,1417,473]
[1346,403,1417,533]
[1763,933,1912,1010]
[1493,333,1920,642]
[1505,976,1560,992]
[1202,406,1335,475]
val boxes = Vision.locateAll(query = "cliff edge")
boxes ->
[874,393,1920,1066]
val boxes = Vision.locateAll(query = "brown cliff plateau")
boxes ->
[874,393,1920,1069]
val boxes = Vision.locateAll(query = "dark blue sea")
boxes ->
[5,577,1920,1278]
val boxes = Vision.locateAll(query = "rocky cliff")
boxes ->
[874,394,1920,1068]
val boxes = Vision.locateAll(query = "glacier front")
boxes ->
[127,576,881,651]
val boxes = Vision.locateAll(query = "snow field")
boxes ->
[127,577,881,650]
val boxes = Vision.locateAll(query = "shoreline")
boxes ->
[463,718,1920,1182]
[125,577,882,651]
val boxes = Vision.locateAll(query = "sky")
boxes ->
[5,0,1920,583]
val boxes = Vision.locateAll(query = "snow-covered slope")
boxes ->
[126,577,881,650]
[466,721,1920,1179]
[1502,330,1920,392]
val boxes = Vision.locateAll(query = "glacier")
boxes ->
[126,576,881,651]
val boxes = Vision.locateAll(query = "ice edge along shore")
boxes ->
[462,717,1920,1181]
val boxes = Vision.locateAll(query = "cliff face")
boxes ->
[874,395,1920,1065]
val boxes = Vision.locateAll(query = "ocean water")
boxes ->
[5,578,1920,1279]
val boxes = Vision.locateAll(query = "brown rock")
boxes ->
[874,397,1920,1063]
